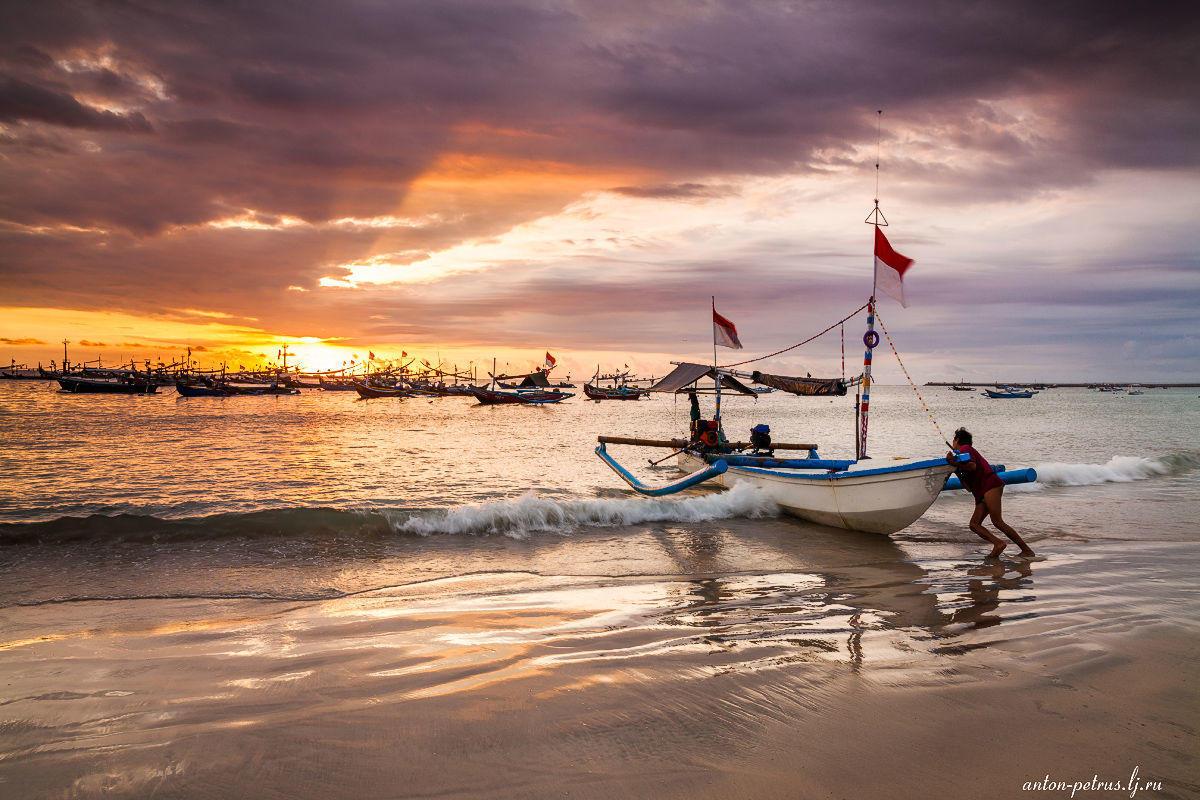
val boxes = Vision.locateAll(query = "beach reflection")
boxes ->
[944,560,1035,630]
[646,522,1042,672]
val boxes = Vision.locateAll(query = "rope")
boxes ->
[840,321,845,380]
[874,308,952,447]
[720,302,869,368]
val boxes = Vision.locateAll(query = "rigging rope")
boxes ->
[720,302,869,369]
[840,321,845,380]
[874,308,952,447]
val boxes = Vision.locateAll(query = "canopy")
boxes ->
[648,363,757,396]
[497,371,552,387]
[751,371,848,396]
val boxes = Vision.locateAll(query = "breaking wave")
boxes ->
[0,484,780,545]
[393,483,780,538]
[1031,451,1198,487]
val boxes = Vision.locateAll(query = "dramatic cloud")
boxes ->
[1,0,1198,380]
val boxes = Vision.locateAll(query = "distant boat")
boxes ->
[473,360,574,404]
[469,386,573,404]
[983,389,1036,398]
[583,366,649,400]
[176,379,297,396]
[59,375,157,394]
[318,376,359,391]
[353,382,410,399]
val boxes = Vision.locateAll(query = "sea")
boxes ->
[1,381,1197,798]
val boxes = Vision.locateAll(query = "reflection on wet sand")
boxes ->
[945,559,1035,630]
[644,520,1039,673]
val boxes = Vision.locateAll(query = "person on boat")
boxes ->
[687,390,701,439]
[947,427,1035,558]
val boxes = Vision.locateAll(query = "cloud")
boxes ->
[1,0,1198,380]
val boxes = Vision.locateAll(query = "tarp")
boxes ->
[496,371,552,387]
[751,371,848,396]
[518,372,551,388]
[648,363,757,396]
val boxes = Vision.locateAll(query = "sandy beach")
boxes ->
[3,528,1196,799]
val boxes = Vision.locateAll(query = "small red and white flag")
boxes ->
[544,351,557,368]
[712,303,743,350]
[874,227,914,307]
[368,351,375,361]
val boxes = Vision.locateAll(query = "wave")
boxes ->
[393,483,780,538]
[1030,450,1198,487]
[0,484,780,545]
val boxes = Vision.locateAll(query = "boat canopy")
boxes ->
[495,371,553,388]
[750,371,848,396]
[647,363,757,396]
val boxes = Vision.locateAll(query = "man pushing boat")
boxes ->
[947,427,1036,558]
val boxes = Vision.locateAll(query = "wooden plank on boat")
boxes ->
[597,435,818,450]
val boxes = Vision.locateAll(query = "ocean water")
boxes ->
[1,381,1197,798]
[1,381,1197,606]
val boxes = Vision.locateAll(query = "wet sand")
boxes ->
[1,536,1197,799]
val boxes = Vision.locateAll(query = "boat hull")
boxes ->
[470,387,572,404]
[59,377,157,394]
[679,451,954,534]
[984,390,1035,398]
[354,382,408,398]
[583,383,647,400]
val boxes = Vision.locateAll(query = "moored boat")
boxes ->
[59,375,158,394]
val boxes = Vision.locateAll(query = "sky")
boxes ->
[2,0,1198,383]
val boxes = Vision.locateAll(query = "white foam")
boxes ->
[396,482,780,538]
[1032,456,1170,487]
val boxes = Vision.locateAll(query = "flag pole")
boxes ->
[858,109,886,461]
[711,296,722,428]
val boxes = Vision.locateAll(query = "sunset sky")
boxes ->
[2,1,1197,382]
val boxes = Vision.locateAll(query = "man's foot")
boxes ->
[987,543,1008,558]
[1017,548,1036,557]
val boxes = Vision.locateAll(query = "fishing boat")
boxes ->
[59,375,158,394]
[318,376,359,391]
[469,386,573,405]
[470,360,574,404]
[353,382,410,399]
[594,172,1034,534]
[175,378,297,396]
[175,380,235,397]
[583,367,649,400]
[983,389,1036,399]
[595,354,974,534]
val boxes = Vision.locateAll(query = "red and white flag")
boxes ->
[874,227,914,307]
[544,351,557,368]
[712,303,743,350]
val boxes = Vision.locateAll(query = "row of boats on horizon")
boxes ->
[0,355,671,403]
[0,360,1183,403]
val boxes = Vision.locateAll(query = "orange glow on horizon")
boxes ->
[0,307,674,379]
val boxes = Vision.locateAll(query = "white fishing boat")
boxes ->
[596,352,973,535]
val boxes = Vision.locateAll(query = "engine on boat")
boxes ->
[749,424,773,454]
